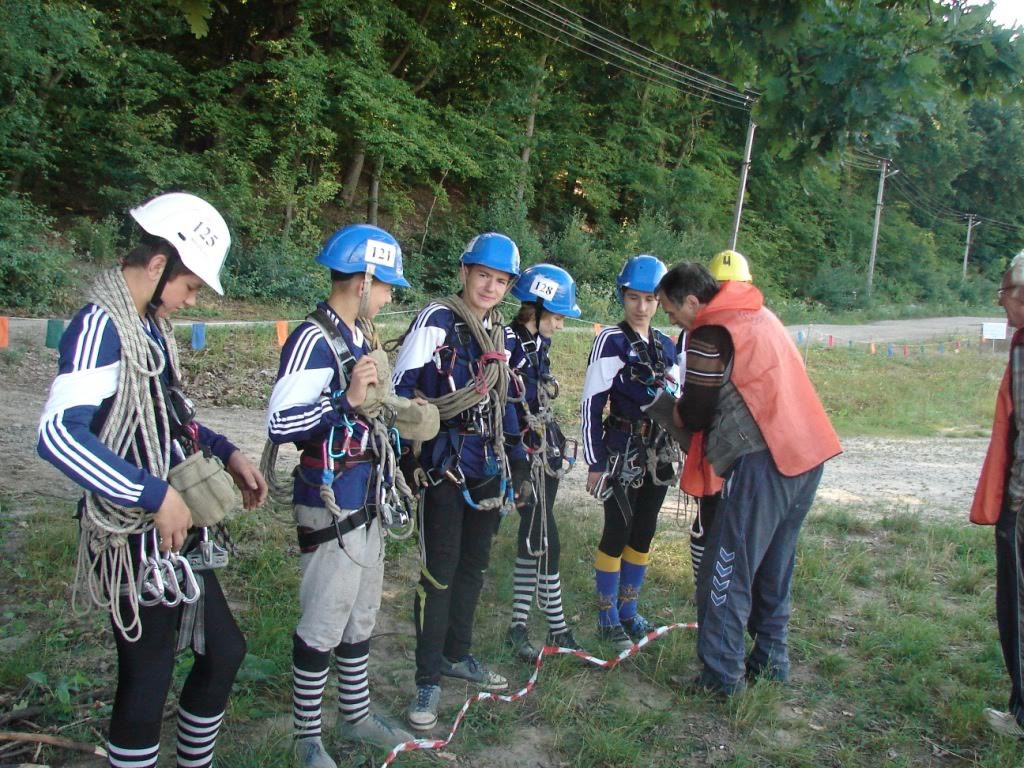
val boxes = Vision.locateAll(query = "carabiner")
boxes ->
[172,553,201,605]
[158,554,184,608]
[136,530,165,606]
[326,424,346,460]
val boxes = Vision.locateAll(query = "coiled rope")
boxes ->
[73,268,175,641]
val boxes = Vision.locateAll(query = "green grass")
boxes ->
[2,494,1023,767]
[805,344,1004,437]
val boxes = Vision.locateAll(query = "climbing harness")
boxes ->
[411,295,516,514]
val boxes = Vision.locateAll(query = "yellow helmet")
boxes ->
[708,249,752,282]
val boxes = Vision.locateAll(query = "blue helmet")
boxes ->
[616,254,667,304]
[460,232,521,277]
[316,224,411,288]
[512,263,582,319]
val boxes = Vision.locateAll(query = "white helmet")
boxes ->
[129,192,230,295]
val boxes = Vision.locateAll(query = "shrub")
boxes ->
[0,194,74,312]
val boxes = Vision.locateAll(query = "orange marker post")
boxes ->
[276,320,288,347]
[593,323,601,336]
[0,316,8,349]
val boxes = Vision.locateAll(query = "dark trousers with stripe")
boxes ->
[414,477,500,686]
[696,449,822,691]
[995,498,1024,725]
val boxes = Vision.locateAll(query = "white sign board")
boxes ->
[982,322,1008,340]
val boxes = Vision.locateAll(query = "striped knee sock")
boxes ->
[293,634,331,740]
[538,572,568,634]
[510,556,538,627]
[175,707,223,768]
[107,742,159,768]
[336,639,370,725]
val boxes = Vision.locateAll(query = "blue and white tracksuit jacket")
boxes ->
[581,325,680,473]
[391,302,525,479]
[266,302,373,510]
[36,304,237,512]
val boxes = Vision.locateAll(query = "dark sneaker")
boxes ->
[337,710,414,750]
[984,708,1024,739]
[294,737,338,768]
[621,614,653,642]
[406,684,441,731]
[441,654,509,691]
[506,624,540,662]
[546,627,583,652]
[685,673,747,699]
[597,623,634,652]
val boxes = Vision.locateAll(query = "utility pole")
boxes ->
[728,118,757,251]
[961,214,978,280]
[866,159,898,298]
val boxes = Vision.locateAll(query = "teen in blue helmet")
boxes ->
[460,232,522,277]
[616,254,668,304]
[269,222,418,766]
[392,231,528,730]
[511,263,582,318]
[582,252,682,651]
[316,223,411,287]
[504,264,583,661]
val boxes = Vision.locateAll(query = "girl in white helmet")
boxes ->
[37,193,268,768]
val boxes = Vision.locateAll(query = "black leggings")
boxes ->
[597,471,668,558]
[108,571,246,749]
[516,477,560,572]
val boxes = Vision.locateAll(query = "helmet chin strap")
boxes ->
[532,299,544,334]
[146,251,181,317]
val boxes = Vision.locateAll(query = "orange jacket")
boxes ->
[681,282,841,482]
[970,328,1024,525]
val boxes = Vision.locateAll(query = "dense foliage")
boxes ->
[2,0,1023,316]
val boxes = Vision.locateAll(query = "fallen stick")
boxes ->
[0,731,106,757]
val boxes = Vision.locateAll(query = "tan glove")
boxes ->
[355,349,441,442]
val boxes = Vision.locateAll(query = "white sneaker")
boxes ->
[984,708,1024,739]
[294,737,338,768]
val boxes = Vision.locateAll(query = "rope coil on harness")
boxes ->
[73,268,176,641]
[413,294,513,511]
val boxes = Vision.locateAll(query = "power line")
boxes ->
[517,0,756,104]
[474,0,754,110]
[491,0,751,108]
[540,0,754,98]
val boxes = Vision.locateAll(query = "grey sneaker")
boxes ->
[506,624,540,662]
[984,708,1024,739]
[406,684,441,731]
[597,623,634,652]
[440,654,509,691]
[337,710,415,750]
[294,737,337,768]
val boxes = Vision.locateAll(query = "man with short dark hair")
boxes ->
[662,261,841,694]
[972,253,1024,739]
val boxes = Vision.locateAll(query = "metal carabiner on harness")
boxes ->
[137,529,166,607]
[432,345,457,392]
[158,553,184,608]
[170,551,201,605]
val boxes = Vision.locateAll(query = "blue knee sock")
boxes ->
[618,547,649,623]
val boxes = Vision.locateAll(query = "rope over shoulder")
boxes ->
[74,267,176,641]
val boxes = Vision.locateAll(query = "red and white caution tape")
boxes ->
[377,620,698,766]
